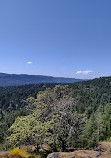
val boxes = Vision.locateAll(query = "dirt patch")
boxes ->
[0,151,10,158]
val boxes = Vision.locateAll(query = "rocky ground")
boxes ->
[47,142,111,158]
[1,142,111,158]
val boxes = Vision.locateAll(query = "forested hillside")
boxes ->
[0,73,83,86]
[0,83,57,149]
[69,77,111,147]
[1,77,111,155]
[0,83,57,111]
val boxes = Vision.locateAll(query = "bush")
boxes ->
[10,147,42,158]
[10,148,30,158]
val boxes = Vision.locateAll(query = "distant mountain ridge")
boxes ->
[0,73,84,86]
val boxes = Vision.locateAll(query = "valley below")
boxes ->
[0,76,111,157]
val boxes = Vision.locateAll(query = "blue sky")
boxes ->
[0,0,111,79]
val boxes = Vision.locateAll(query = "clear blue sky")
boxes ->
[0,0,111,79]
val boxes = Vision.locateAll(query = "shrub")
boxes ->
[10,148,30,158]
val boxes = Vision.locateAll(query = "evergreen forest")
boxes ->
[0,77,111,154]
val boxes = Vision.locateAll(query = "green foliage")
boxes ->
[9,114,56,147]
[8,85,86,151]
[2,77,111,150]
[0,83,57,147]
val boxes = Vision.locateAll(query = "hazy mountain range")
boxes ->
[0,73,84,86]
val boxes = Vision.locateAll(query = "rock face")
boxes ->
[1,142,111,158]
[47,151,101,158]
[47,142,111,158]
[96,142,111,158]
[74,150,101,158]
[97,142,111,152]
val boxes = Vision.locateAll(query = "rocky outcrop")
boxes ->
[1,142,111,158]
[47,151,101,158]
[74,150,101,158]
[47,142,111,158]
